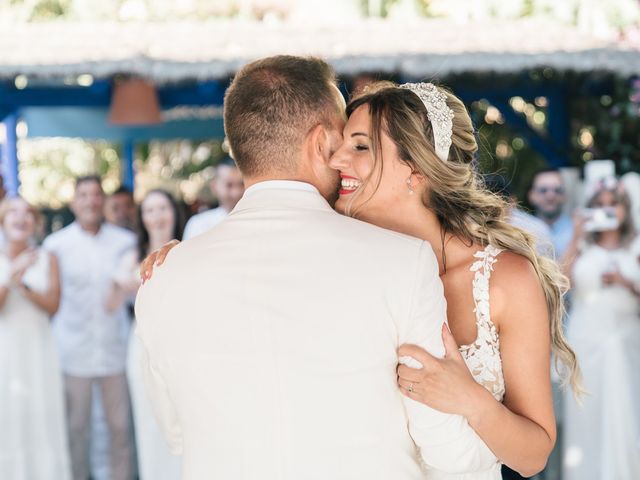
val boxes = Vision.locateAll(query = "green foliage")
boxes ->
[29,0,71,20]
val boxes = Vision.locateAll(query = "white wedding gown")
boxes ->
[428,245,505,479]
[0,250,71,480]
[563,239,640,480]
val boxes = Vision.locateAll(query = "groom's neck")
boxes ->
[244,174,316,189]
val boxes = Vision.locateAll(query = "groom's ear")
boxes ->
[306,123,332,165]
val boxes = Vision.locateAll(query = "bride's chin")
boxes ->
[334,197,348,215]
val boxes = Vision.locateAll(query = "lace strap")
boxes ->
[470,244,502,327]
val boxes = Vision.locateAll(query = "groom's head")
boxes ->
[224,55,345,201]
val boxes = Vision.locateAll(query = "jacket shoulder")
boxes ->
[328,213,425,250]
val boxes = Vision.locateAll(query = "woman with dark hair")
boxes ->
[109,189,184,480]
[561,183,640,480]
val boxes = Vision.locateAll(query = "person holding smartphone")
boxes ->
[561,180,640,480]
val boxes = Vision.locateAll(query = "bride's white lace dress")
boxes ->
[428,245,504,479]
[563,239,640,480]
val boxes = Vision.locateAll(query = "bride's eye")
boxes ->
[355,144,369,151]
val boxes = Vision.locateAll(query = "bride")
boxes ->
[141,80,581,478]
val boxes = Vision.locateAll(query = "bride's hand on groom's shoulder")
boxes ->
[140,239,181,284]
[397,323,489,421]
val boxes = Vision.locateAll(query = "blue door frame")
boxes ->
[0,79,226,195]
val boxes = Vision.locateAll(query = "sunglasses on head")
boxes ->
[535,186,565,195]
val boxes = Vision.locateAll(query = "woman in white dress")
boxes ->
[0,197,70,480]
[108,189,183,480]
[561,184,640,480]
[142,82,582,478]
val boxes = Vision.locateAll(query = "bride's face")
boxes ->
[329,105,414,220]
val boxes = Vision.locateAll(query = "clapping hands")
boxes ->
[10,247,38,288]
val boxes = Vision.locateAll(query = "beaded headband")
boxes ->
[399,82,454,163]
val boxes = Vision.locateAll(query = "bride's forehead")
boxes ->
[345,106,370,128]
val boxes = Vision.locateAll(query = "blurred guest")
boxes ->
[105,186,136,231]
[562,183,640,480]
[183,158,244,239]
[107,189,183,480]
[0,175,7,200]
[621,172,640,231]
[0,197,71,480]
[485,174,553,257]
[528,168,573,258]
[100,185,136,477]
[43,176,136,480]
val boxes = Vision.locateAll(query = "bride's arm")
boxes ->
[468,253,555,476]
[399,253,556,477]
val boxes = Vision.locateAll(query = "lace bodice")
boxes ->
[459,245,505,402]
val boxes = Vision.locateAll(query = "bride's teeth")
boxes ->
[342,178,360,189]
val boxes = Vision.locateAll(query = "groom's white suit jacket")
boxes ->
[135,181,497,480]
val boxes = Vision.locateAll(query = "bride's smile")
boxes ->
[339,174,361,195]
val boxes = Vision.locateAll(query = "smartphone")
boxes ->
[582,207,619,232]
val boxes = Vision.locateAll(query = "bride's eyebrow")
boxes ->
[351,132,369,139]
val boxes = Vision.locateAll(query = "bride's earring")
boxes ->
[406,176,414,195]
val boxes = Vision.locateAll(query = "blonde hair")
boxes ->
[0,196,42,228]
[347,81,582,394]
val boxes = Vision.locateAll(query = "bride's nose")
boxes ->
[329,148,349,171]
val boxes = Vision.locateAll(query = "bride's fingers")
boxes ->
[397,364,424,382]
[156,249,170,266]
[397,377,420,391]
[140,254,157,282]
[156,240,179,266]
[398,379,422,402]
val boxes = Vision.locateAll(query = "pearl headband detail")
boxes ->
[400,82,454,162]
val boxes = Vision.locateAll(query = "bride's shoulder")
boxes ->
[488,251,545,325]
[490,251,539,289]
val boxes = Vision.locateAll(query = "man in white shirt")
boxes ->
[182,157,244,239]
[44,176,136,480]
[136,56,496,480]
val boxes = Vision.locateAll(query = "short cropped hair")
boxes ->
[75,175,103,192]
[223,55,339,177]
[110,185,133,197]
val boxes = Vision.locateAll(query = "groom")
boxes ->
[135,55,496,479]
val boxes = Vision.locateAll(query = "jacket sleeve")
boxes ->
[399,242,498,474]
[134,286,184,455]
